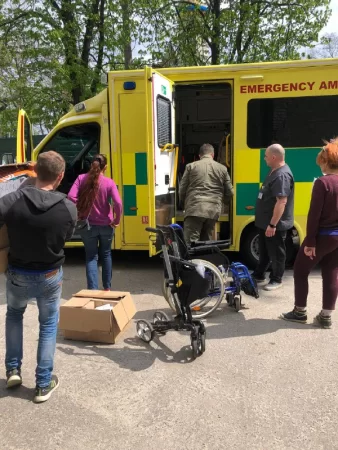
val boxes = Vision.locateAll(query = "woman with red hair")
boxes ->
[282,138,338,328]
[68,154,122,290]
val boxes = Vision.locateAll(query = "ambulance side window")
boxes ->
[40,123,100,163]
[39,122,101,193]
[247,95,338,148]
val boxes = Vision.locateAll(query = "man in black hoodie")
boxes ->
[0,151,77,403]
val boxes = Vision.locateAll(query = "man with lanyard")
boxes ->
[252,144,295,290]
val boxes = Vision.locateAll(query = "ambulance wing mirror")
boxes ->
[16,109,33,163]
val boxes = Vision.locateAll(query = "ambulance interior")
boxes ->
[174,82,232,237]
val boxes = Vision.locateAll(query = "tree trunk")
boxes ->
[210,0,221,65]
[121,0,132,69]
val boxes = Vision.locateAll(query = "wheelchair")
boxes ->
[136,226,209,360]
[159,224,259,319]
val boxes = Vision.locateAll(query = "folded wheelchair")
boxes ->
[136,226,209,359]
[159,224,259,319]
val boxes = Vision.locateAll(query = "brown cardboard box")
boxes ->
[0,225,9,274]
[59,290,137,344]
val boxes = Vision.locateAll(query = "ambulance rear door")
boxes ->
[145,67,177,256]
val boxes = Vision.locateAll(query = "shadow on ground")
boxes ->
[56,304,317,372]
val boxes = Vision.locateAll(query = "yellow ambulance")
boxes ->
[17,58,338,266]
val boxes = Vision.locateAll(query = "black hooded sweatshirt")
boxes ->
[0,186,77,271]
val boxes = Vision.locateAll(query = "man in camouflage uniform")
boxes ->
[179,143,234,243]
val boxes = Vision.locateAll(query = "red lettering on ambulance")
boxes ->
[307,81,315,90]
[328,80,338,89]
[265,84,272,92]
[240,86,247,94]
[319,81,327,90]
[282,84,289,92]
[248,85,257,94]
[299,82,306,91]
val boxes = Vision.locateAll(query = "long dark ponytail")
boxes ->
[77,154,107,218]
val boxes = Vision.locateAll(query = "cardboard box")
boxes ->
[59,290,137,344]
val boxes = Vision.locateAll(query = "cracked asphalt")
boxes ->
[1,249,338,450]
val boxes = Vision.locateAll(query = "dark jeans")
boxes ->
[5,267,63,388]
[184,216,217,243]
[79,225,114,290]
[253,228,287,283]
[294,235,338,310]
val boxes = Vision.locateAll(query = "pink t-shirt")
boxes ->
[68,174,122,226]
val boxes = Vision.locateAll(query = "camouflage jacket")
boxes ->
[179,155,234,219]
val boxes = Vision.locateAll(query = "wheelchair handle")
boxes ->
[145,226,166,244]
[145,227,162,234]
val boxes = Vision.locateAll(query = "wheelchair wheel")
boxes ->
[234,295,241,312]
[153,311,170,324]
[199,331,206,353]
[191,338,199,360]
[226,292,234,307]
[136,320,154,343]
[164,259,225,319]
[188,259,225,319]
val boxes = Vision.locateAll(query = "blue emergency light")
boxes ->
[123,81,136,90]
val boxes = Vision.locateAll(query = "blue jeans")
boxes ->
[79,225,114,290]
[5,267,63,388]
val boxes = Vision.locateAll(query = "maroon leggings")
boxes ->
[294,235,338,310]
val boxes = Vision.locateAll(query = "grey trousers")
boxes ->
[183,216,217,243]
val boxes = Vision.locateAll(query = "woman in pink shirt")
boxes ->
[68,154,122,290]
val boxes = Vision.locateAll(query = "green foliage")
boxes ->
[0,0,332,136]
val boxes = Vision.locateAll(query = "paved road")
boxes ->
[1,250,338,450]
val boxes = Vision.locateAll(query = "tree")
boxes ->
[137,0,331,66]
[308,32,338,58]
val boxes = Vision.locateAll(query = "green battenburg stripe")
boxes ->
[135,153,148,185]
[236,182,260,216]
[260,148,322,182]
[123,185,137,216]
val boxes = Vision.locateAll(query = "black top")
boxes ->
[255,164,294,231]
[305,174,338,247]
[0,186,77,271]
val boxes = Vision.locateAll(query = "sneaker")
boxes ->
[6,369,22,388]
[34,375,59,403]
[251,273,266,284]
[314,313,332,329]
[264,281,282,291]
[280,308,307,324]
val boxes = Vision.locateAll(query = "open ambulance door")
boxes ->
[16,109,33,163]
[145,67,177,256]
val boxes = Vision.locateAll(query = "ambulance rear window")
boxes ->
[247,95,338,148]
[157,95,171,147]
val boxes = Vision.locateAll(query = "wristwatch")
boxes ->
[269,223,276,228]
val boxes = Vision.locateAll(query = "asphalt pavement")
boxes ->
[1,249,338,450]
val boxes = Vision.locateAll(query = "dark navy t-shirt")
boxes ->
[255,164,294,231]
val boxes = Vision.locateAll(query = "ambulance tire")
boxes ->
[240,227,260,270]
[241,226,298,270]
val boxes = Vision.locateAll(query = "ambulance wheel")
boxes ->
[153,311,170,324]
[136,320,154,343]
[240,227,260,269]
[234,295,241,312]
